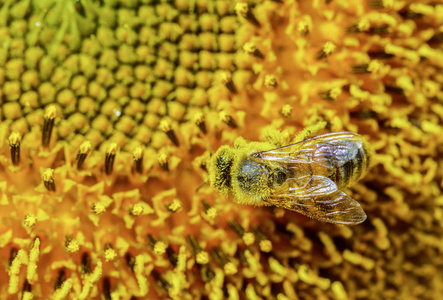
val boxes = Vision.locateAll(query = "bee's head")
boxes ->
[209,146,235,195]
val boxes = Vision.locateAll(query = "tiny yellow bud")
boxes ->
[242,232,255,246]
[196,251,209,265]
[153,241,167,255]
[65,238,80,253]
[130,204,144,216]
[23,214,37,228]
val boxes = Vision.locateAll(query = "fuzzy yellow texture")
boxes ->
[0,0,442,299]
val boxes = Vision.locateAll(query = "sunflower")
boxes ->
[0,0,442,299]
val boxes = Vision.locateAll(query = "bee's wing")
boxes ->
[277,175,339,198]
[255,132,367,225]
[253,132,363,170]
[268,191,367,225]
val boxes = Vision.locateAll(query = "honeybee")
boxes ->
[209,132,371,225]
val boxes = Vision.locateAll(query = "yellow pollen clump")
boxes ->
[205,207,217,219]
[168,199,182,212]
[130,204,144,216]
[153,241,167,255]
[264,74,278,89]
[23,214,37,228]
[79,141,92,154]
[280,104,293,118]
[196,251,209,265]
[322,42,336,56]
[224,262,238,275]
[259,240,272,252]
[235,3,249,18]
[92,202,106,215]
[328,87,342,100]
[103,248,117,262]
[242,232,255,246]
[243,42,258,55]
[159,119,172,132]
[65,238,80,254]
[8,132,21,146]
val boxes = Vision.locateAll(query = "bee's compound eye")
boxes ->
[275,171,287,185]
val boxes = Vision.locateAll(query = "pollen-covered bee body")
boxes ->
[209,132,371,225]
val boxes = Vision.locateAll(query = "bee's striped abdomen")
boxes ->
[335,139,370,189]
[318,138,370,190]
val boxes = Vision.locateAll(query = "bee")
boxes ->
[209,132,371,225]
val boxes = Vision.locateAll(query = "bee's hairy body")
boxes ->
[209,132,372,225]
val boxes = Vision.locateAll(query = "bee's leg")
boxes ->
[292,121,327,143]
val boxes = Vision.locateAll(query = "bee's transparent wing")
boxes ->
[254,132,365,171]
[277,175,338,198]
[268,190,367,225]
[254,132,367,225]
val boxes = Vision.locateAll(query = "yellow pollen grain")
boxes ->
[264,75,278,89]
[79,141,92,154]
[243,42,257,55]
[281,104,293,118]
[133,146,143,160]
[234,3,248,18]
[205,207,217,219]
[193,111,205,124]
[220,71,232,83]
[357,19,370,32]
[367,60,383,73]
[8,132,21,146]
[131,204,144,216]
[242,232,255,246]
[219,111,233,124]
[196,251,209,265]
[168,199,182,212]
[153,241,167,255]
[158,152,168,165]
[44,104,57,119]
[259,240,272,252]
[297,20,311,35]
[322,42,336,55]
[66,238,80,253]
[159,119,172,132]
[42,169,54,183]
[23,213,37,228]
[92,202,106,215]
[106,142,118,155]
[224,262,238,275]
[329,87,342,100]
[104,248,117,262]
